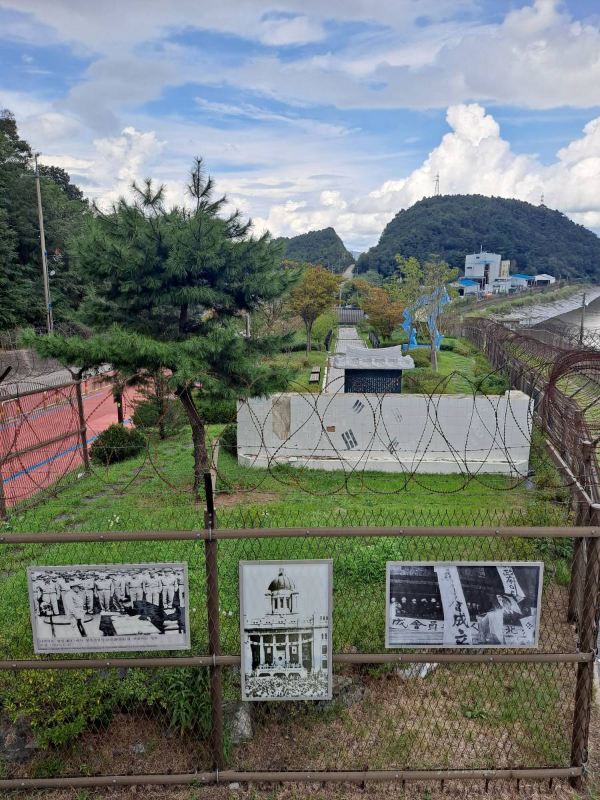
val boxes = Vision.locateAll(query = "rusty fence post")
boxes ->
[569,503,600,790]
[567,502,587,625]
[74,377,90,473]
[204,471,225,770]
[0,462,7,520]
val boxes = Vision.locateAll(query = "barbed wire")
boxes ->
[1,320,597,516]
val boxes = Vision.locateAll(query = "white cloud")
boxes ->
[41,127,166,207]
[213,0,600,110]
[258,15,326,47]
[195,98,354,137]
[252,103,600,248]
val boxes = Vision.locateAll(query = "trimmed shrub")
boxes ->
[219,423,237,457]
[407,349,431,368]
[404,369,450,394]
[288,341,322,352]
[440,337,458,351]
[475,374,510,395]
[89,424,146,466]
[194,396,237,424]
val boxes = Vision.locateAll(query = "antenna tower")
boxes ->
[434,172,440,196]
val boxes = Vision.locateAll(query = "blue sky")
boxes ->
[1,0,600,249]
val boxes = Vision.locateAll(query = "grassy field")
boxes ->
[268,348,327,393]
[0,343,578,781]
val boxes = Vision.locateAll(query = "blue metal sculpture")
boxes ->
[402,286,450,352]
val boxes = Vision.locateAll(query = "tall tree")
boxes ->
[0,110,89,329]
[25,159,296,492]
[286,264,341,355]
[359,286,405,342]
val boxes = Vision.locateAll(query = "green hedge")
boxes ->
[89,424,146,466]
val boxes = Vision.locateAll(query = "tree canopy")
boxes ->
[275,227,354,274]
[356,194,600,281]
[0,109,89,329]
[26,159,296,491]
[286,264,341,354]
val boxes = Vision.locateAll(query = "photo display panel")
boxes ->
[239,560,333,701]
[27,562,190,653]
[386,561,543,648]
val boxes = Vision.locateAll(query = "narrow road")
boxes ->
[325,326,366,393]
[341,263,355,280]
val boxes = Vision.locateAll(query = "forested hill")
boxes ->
[356,195,600,280]
[275,227,354,273]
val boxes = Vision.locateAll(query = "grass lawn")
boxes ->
[0,419,576,778]
[268,349,326,393]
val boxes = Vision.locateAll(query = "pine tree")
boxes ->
[25,159,296,492]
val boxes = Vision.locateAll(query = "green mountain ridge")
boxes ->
[275,226,354,274]
[356,195,600,281]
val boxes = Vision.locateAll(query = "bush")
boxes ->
[89,424,146,466]
[404,369,450,394]
[452,341,474,357]
[475,374,510,395]
[407,349,431,367]
[194,396,237,424]
[219,423,237,456]
[288,341,322,352]
[440,337,458,351]
[132,396,187,439]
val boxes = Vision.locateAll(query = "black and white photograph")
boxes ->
[386,562,543,648]
[27,563,190,653]
[240,560,332,701]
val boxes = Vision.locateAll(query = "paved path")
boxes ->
[325,326,366,393]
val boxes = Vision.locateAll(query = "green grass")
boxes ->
[473,284,587,318]
[0,419,575,769]
[268,349,326,393]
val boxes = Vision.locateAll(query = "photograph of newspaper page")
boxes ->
[386,562,543,648]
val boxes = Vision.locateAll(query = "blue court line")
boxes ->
[4,419,132,484]
[0,390,108,433]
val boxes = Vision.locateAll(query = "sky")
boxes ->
[1,0,600,252]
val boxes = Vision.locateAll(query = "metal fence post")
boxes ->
[567,504,587,625]
[0,462,7,520]
[75,377,90,473]
[569,504,600,789]
[204,471,225,770]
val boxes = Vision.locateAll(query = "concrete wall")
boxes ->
[237,391,533,475]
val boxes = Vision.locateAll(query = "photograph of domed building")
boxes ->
[239,560,332,701]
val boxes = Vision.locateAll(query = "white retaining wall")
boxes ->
[237,391,533,475]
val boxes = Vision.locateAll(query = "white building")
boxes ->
[532,274,556,286]
[464,252,502,291]
[510,274,532,290]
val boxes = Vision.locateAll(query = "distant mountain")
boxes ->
[356,195,600,281]
[275,227,354,274]
[349,250,363,260]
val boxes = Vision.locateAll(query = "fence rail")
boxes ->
[0,477,598,791]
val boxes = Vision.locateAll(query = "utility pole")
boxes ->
[579,291,587,345]
[34,154,53,333]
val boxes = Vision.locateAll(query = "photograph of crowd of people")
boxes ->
[27,562,190,653]
[386,561,543,648]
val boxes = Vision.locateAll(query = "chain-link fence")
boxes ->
[0,478,598,793]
